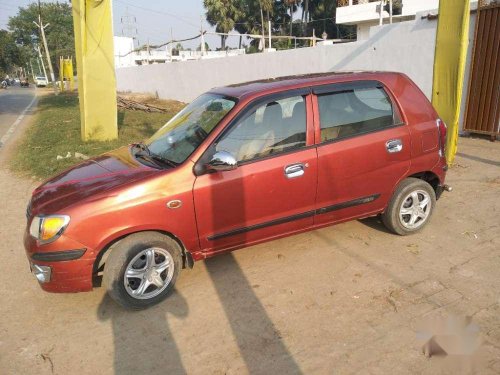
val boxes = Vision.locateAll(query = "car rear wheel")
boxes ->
[103,232,182,309]
[382,178,436,235]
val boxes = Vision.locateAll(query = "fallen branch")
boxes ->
[117,96,169,113]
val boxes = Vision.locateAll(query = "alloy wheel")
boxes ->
[398,189,432,230]
[123,247,175,300]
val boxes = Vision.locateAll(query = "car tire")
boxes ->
[382,178,436,236]
[103,231,182,309]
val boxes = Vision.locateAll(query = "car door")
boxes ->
[312,80,411,225]
[193,90,317,253]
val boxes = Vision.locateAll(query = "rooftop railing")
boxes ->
[338,0,380,6]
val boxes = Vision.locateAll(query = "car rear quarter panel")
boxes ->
[383,73,443,181]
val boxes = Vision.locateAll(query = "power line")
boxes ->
[115,0,199,29]
[118,31,207,57]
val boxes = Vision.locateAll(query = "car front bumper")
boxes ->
[24,230,96,293]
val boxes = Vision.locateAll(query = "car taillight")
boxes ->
[436,119,447,157]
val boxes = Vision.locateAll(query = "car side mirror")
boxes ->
[207,151,237,172]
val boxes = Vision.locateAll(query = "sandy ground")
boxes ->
[0,98,499,374]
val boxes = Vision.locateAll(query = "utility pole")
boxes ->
[268,20,272,50]
[170,27,174,62]
[379,0,384,25]
[200,16,206,56]
[37,45,48,81]
[29,60,35,80]
[34,0,56,92]
[389,0,393,24]
[72,0,117,141]
[36,56,41,76]
[260,7,266,50]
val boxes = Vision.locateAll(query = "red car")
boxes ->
[25,72,450,309]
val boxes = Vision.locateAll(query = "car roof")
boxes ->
[209,71,403,100]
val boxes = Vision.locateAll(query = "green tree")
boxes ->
[233,0,290,50]
[8,2,74,76]
[204,0,242,49]
[0,29,25,77]
[300,0,355,40]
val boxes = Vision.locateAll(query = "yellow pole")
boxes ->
[431,0,470,165]
[59,56,64,91]
[64,58,73,91]
[71,0,117,141]
[67,57,74,91]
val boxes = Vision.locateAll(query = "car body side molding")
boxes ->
[207,194,381,241]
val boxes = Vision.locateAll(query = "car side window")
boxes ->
[318,86,400,143]
[215,96,307,162]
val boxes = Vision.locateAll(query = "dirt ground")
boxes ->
[0,103,499,374]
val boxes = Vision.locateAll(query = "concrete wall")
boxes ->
[116,15,438,101]
[116,10,476,129]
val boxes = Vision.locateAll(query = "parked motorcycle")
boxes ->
[1,80,7,89]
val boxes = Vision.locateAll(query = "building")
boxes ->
[113,36,245,68]
[114,36,136,68]
[336,0,442,40]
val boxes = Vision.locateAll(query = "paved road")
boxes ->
[0,85,37,149]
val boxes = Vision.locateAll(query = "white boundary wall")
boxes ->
[116,9,476,127]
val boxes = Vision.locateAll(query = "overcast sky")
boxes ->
[0,0,239,50]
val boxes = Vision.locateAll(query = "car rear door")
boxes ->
[312,80,411,225]
[193,90,318,253]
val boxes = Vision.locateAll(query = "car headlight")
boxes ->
[29,215,70,244]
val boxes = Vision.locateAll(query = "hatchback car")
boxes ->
[24,72,450,309]
[35,76,48,87]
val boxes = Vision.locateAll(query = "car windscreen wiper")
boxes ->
[134,151,162,168]
[131,142,152,155]
[134,149,177,169]
[148,154,177,168]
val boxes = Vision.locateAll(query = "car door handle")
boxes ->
[284,163,305,179]
[386,139,403,153]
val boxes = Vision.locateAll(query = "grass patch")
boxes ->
[10,93,185,180]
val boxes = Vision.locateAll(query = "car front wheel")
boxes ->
[103,232,182,309]
[382,178,436,235]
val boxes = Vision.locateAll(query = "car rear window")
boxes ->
[318,85,401,143]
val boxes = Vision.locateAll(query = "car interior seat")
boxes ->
[236,102,280,161]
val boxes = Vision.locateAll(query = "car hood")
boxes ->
[29,146,160,215]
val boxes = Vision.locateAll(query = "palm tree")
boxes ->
[204,0,242,49]
[302,0,309,23]
[284,0,301,37]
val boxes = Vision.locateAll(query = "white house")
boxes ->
[336,0,442,40]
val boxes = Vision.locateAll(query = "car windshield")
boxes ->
[145,93,236,165]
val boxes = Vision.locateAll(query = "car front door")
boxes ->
[312,80,411,225]
[193,91,317,254]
